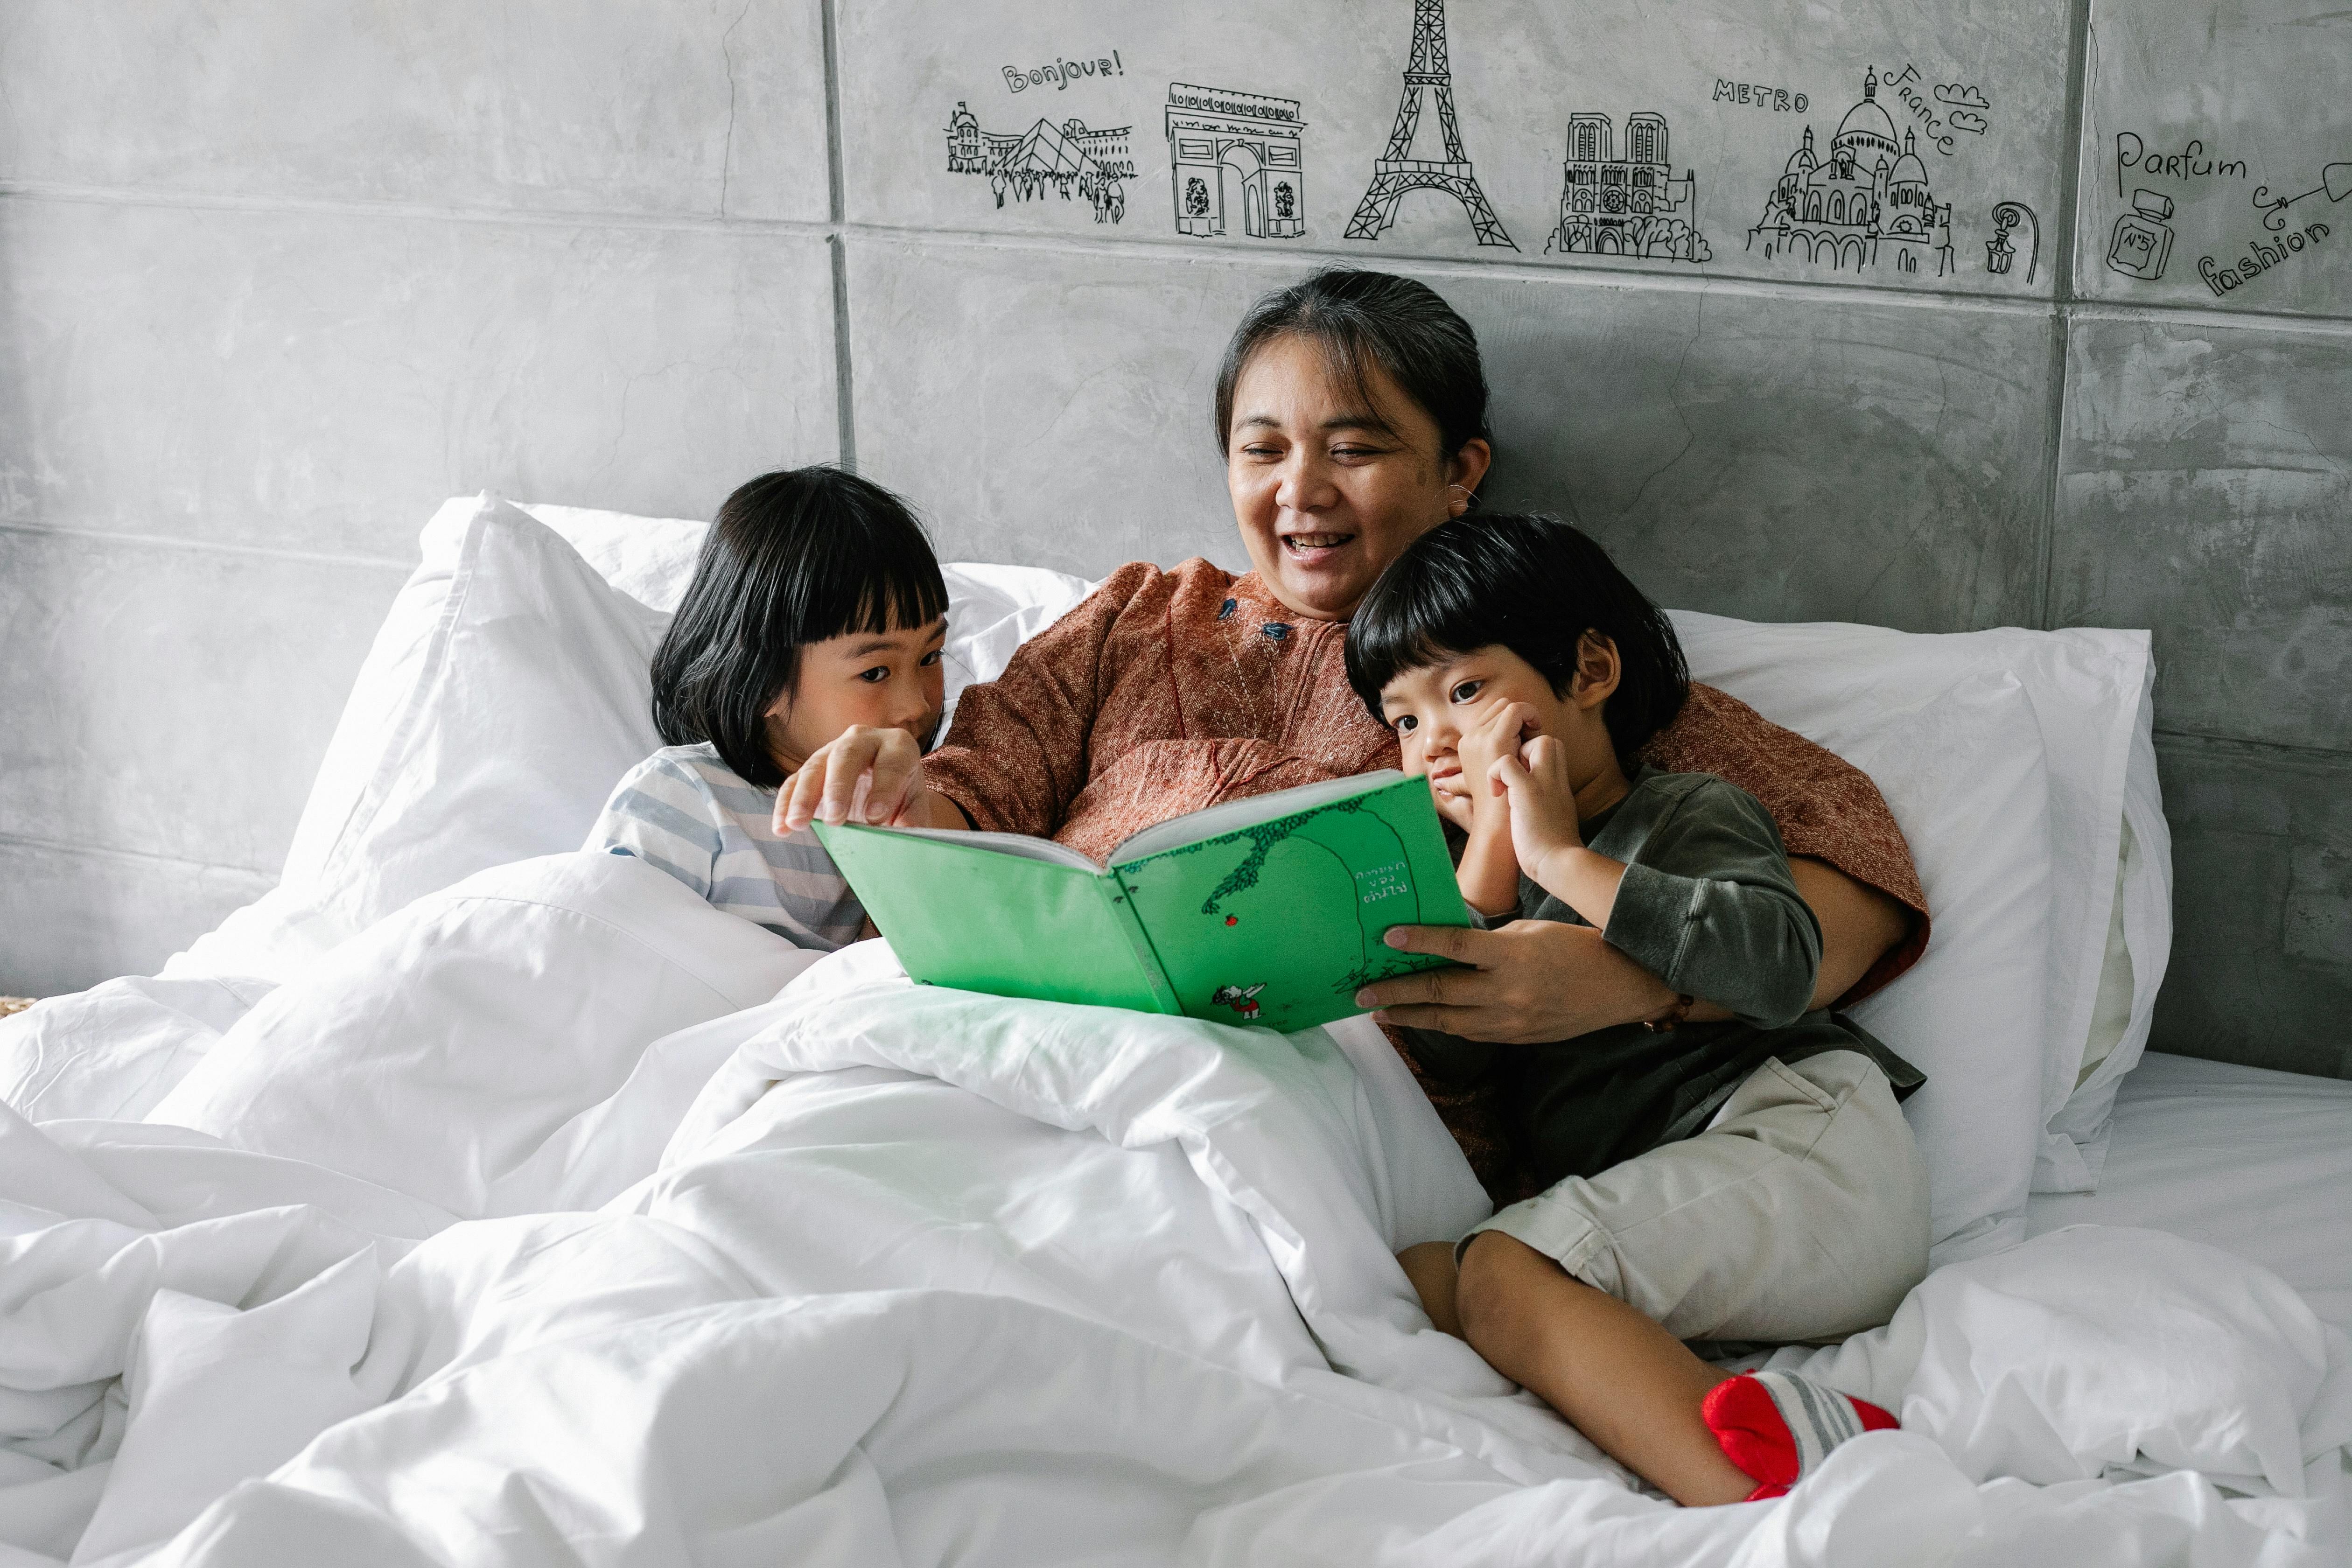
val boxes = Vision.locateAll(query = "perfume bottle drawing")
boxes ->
[2106,189,2176,281]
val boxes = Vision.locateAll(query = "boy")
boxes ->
[1344,514,1929,1506]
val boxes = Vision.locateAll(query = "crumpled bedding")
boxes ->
[0,853,2345,1567]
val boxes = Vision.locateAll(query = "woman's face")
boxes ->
[1225,332,1491,622]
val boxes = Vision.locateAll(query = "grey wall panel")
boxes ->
[850,236,2050,630]
[2151,736,2352,1078]
[845,237,1253,577]
[2054,312,2352,751]
[0,0,829,222]
[1477,286,2053,632]
[0,840,274,999]
[2073,0,2352,319]
[0,198,840,560]
[0,530,405,874]
[840,0,2065,300]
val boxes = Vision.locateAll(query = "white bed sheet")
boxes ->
[2027,1052,2352,1334]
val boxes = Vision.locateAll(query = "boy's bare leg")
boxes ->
[1456,1231,1755,1506]
[1398,1241,1464,1336]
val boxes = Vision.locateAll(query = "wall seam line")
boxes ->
[0,520,413,571]
[0,831,280,881]
[2150,728,2352,762]
[820,0,857,471]
[5,182,2349,335]
[2037,0,2099,630]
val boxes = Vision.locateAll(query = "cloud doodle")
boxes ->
[1934,83,1990,108]
[1948,109,1990,135]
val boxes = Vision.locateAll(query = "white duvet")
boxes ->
[0,854,2345,1567]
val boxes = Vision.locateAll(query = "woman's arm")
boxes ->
[778,562,1167,836]
[1359,858,1908,1040]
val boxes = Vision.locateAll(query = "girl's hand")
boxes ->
[777,726,958,833]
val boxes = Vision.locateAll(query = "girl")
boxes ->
[586,466,949,949]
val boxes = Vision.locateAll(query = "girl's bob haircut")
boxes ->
[1344,513,1689,768]
[650,465,948,789]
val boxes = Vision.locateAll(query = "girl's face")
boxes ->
[1225,332,1491,623]
[763,616,948,776]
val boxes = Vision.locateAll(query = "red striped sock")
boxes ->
[1702,1371,1899,1502]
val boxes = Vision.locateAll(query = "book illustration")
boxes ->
[1166,84,1307,240]
[945,101,1134,224]
[1546,110,1711,263]
[1182,796,1438,1000]
[814,771,1466,1034]
[1344,0,1515,249]
[1210,983,1266,1022]
[1746,69,1956,277]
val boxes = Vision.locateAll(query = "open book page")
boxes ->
[871,825,1100,873]
[1108,770,1408,865]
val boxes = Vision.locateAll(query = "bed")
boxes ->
[0,493,2343,1567]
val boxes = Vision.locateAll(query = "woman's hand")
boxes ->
[776,726,961,834]
[1358,921,1704,1043]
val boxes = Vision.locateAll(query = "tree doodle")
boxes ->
[1345,0,1515,249]
[1165,83,1308,240]
[1197,801,1434,996]
[1747,70,1955,277]
[945,101,1132,225]
[1547,110,1712,263]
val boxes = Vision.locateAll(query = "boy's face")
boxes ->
[764,616,948,776]
[1378,641,1620,827]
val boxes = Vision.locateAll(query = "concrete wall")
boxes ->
[2,0,2347,1075]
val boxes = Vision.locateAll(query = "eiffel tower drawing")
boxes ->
[1345,0,1515,249]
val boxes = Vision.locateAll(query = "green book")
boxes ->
[814,770,1470,1032]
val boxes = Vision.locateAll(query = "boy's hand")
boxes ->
[1492,737,1627,930]
[1490,736,1584,868]
[1451,700,1538,917]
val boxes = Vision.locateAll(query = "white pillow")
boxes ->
[514,498,1096,723]
[170,495,1097,980]
[1671,613,2160,1255]
[271,495,670,953]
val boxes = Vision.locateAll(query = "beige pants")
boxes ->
[1463,1050,1930,1344]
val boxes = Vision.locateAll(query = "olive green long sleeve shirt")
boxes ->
[1407,767,1922,1187]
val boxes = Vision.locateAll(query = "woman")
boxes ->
[778,269,1925,1195]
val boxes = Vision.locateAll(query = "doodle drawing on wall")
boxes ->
[1986,201,2038,283]
[946,101,1134,224]
[1345,0,1515,249]
[1547,111,1711,262]
[1747,69,1954,277]
[2105,189,2174,280]
[1166,83,1307,240]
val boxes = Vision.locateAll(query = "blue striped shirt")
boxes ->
[585,743,865,951]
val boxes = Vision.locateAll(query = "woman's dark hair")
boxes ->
[1215,269,1491,470]
[1344,513,1688,768]
[650,466,947,789]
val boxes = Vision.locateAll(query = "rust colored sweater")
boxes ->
[927,559,1930,1198]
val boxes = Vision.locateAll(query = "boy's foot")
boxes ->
[1700,1370,1898,1502]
